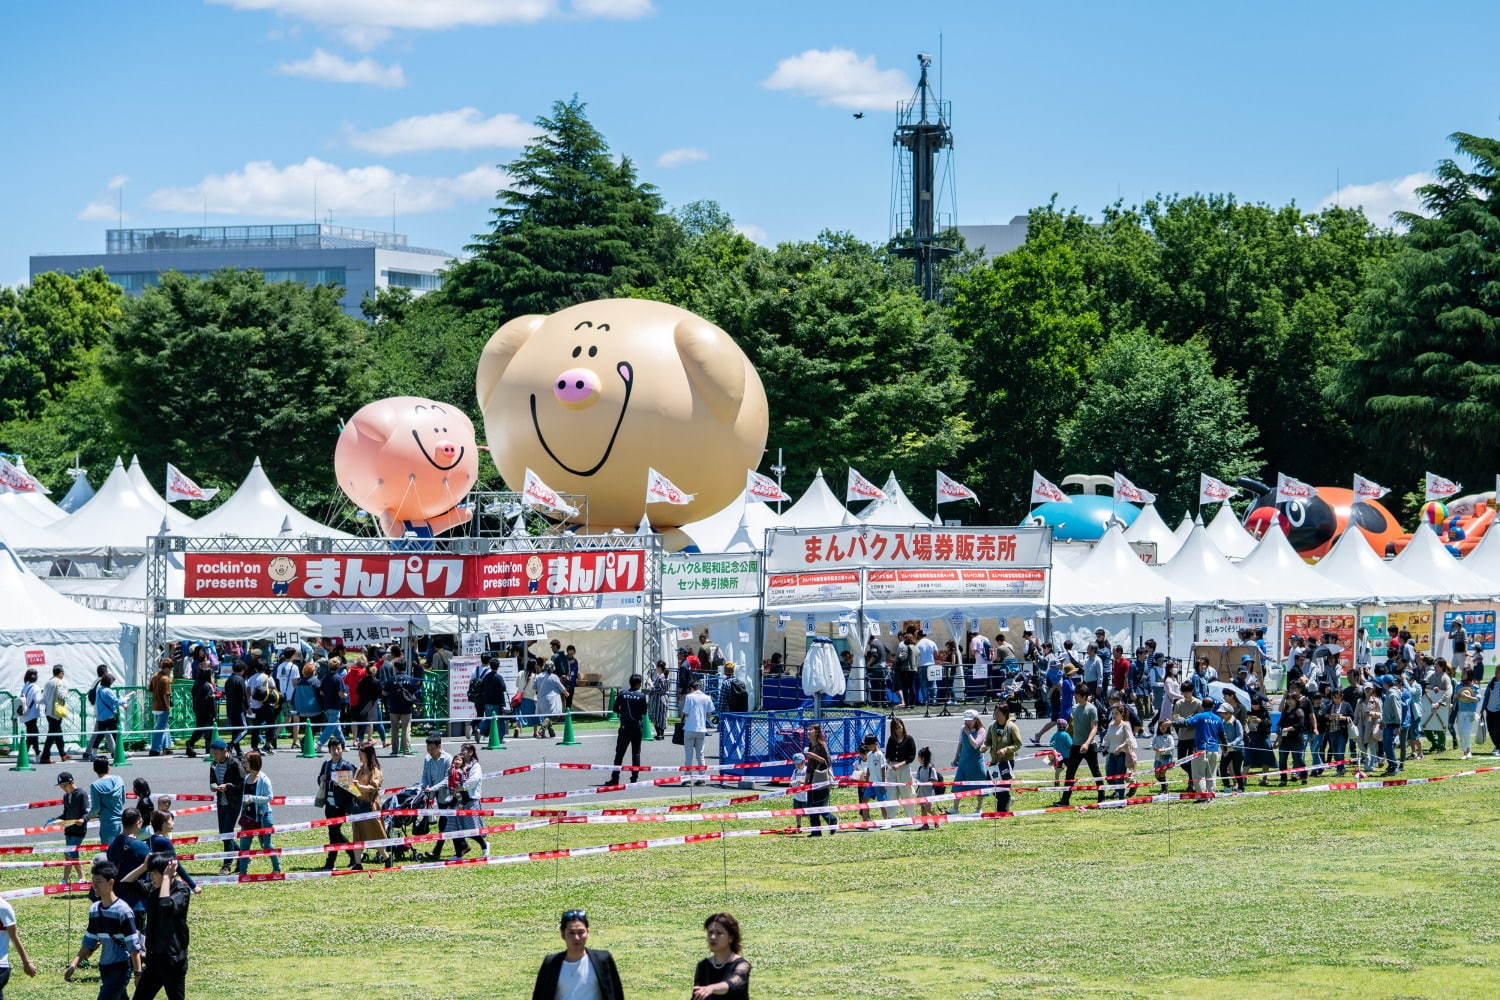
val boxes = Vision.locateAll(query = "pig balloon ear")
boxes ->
[477,314,545,410]
[674,316,746,423]
[345,399,401,443]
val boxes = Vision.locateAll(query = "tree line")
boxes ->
[3,97,1496,527]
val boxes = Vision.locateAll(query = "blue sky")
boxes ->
[4,0,1497,287]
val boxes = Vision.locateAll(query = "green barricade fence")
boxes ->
[418,669,448,735]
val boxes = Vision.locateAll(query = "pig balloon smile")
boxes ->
[530,360,634,477]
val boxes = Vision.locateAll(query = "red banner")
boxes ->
[183,550,647,601]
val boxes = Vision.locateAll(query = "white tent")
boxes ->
[1123,503,1178,560]
[1389,525,1497,600]
[58,472,95,513]
[1236,526,1361,603]
[779,470,853,529]
[1461,527,1500,589]
[0,490,64,530]
[858,472,934,526]
[189,458,350,539]
[7,459,180,570]
[1313,527,1429,602]
[1071,525,1186,608]
[0,543,132,691]
[1205,503,1257,560]
[10,457,70,524]
[126,457,196,531]
[677,488,783,552]
[1155,525,1265,604]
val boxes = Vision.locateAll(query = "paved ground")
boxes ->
[4,706,1152,859]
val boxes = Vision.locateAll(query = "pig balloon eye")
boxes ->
[588,346,598,357]
[571,346,582,358]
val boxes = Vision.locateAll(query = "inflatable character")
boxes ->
[1239,478,1403,560]
[475,298,769,530]
[334,396,479,538]
[1388,493,1497,557]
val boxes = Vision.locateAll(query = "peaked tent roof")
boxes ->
[189,458,350,539]
[0,490,63,530]
[779,470,852,529]
[1205,503,1258,559]
[1389,524,1497,600]
[11,460,178,557]
[1155,524,1264,603]
[858,473,934,526]
[1236,525,1360,603]
[1123,503,1181,561]
[1461,525,1500,589]
[11,457,70,523]
[126,457,195,531]
[1312,526,1429,602]
[0,543,129,641]
[677,489,784,553]
[1076,525,1187,604]
[58,472,95,513]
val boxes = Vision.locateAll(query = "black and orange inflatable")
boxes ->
[1238,478,1404,561]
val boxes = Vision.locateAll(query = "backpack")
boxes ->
[467,668,488,708]
[262,682,281,710]
[357,672,381,704]
[87,681,99,706]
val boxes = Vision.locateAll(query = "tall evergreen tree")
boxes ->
[1330,131,1500,489]
[440,96,676,323]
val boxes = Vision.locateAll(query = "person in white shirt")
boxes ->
[16,668,42,759]
[914,632,938,704]
[531,909,624,1000]
[0,894,40,986]
[682,681,715,781]
[855,734,888,822]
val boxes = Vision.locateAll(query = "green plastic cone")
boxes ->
[641,710,654,742]
[112,727,130,768]
[557,709,580,747]
[485,713,502,751]
[11,734,34,772]
[298,722,317,759]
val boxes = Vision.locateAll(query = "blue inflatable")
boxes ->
[1027,495,1139,541]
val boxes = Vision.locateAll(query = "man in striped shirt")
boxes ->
[64,860,142,999]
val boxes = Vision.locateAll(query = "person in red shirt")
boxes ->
[1111,645,1131,698]
[344,657,368,738]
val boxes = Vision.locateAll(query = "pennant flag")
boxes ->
[522,467,578,516]
[165,463,218,503]
[1113,472,1156,504]
[646,467,695,505]
[846,468,888,503]
[1030,471,1070,505]
[1198,474,1237,505]
[1275,472,1316,504]
[745,469,790,503]
[1352,474,1390,505]
[1425,471,1461,502]
[0,457,41,494]
[935,470,978,505]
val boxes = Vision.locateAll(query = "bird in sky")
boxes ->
[852,112,864,119]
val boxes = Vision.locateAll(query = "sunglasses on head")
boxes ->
[562,909,587,922]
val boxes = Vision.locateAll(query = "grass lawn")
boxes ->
[3,756,1498,999]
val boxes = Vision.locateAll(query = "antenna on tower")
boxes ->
[888,51,958,300]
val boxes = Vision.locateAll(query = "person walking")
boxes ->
[40,664,70,763]
[349,742,390,868]
[682,681,715,781]
[854,734,887,822]
[89,756,127,846]
[316,737,360,870]
[418,735,453,861]
[63,860,141,1000]
[1102,704,1137,800]
[535,665,567,740]
[1218,702,1246,791]
[951,710,987,812]
[447,743,487,860]
[275,650,302,747]
[222,662,249,752]
[802,726,835,837]
[647,661,669,740]
[606,675,648,786]
[1454,668,1482,758]
[15,668,42,759]
[206,738,243,876]
[531,909,625,1000]
[0,890,39,992]
[1054,690,1103,806]
[234,751,281,876]
[148,658,176,757]
[50,771,89,884]
[131,855,191,1000]
[292,662,322,747]
[985,704,1023,812]
[884,717,917,819]
[691,912,751,999]
[89,674,123,758]
[184,653,217,758]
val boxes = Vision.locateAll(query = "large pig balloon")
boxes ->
[476,299,769,530]
[334,396,479,538]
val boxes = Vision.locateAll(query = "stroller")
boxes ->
[1005,674,1037,719]
[380,783,434,863]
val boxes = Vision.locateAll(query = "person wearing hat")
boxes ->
[50,771,89,884]
[206,738,244,875]
[789,752,809,830]
[855,733,888,823]
[1216,700,1246,791]
[951,710,987,812]
[985,705,1023,812]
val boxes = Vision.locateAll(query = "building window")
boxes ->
[382,269,442,291]
[104,267,346,293]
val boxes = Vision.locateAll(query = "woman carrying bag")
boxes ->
[349,742,391,868]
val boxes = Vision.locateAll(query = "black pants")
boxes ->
[133,957,188,1000]
[1220,749,1245,791]
[1177,737,1195,776]
[992,760,1014,813]
[257,705,280,749]
[42,715,66,761]
[88,717,119,756]
[425,815,450,859]
[806,785,835,835]
[216,801,240,853]
[225,710,247,748]
[323,818,358,867]
[185,705,215,752]
[607,725,643,784]
[22,718,40,755]
[1058,746,1102,804]
[1486,710,1500,749]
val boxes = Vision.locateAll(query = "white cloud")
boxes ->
[1317,171,1434,227]
[276,48,406,87]
[342,107,535,154]
[734,223,768,245]
[336,22,391,49]
[656,147,707,169]
[77,177,131,222]
[210,0,561,32]
[571,0,654,18]
[144,157,507,218]
[762,48,911,111]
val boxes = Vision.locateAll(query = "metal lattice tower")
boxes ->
[889,52,958,300]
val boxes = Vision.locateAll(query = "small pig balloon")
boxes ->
[475,298,769,530]
[334,396,479,538]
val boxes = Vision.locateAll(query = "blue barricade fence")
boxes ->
[716,708,886,778]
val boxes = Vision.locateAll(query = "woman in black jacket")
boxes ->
[884,717,917,820]
[532,910,625,1000]
[183,649,217,758]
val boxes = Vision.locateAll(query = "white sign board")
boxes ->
[661,553,761,598]
[487,619,550,644]
[459,631,487,655]
[448,654,481,721]
[495,656,519,694]
[767,525,1051,573]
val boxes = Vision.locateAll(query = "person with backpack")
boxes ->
[248,661,282,753]
[478,655,509,742]
[317,659,348,751]
[721,664,750,713]
[696,632,726,674]
[384,659,420,756]
[87,671,122,758]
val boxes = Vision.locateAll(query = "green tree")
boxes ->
[440,96,677,324]
[0,269,123,424]
[946,206,1105,520]
[1058,331,1261,519]
[0,347,124,489]
[1330,131,1500,491]
[101,269,373,509]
